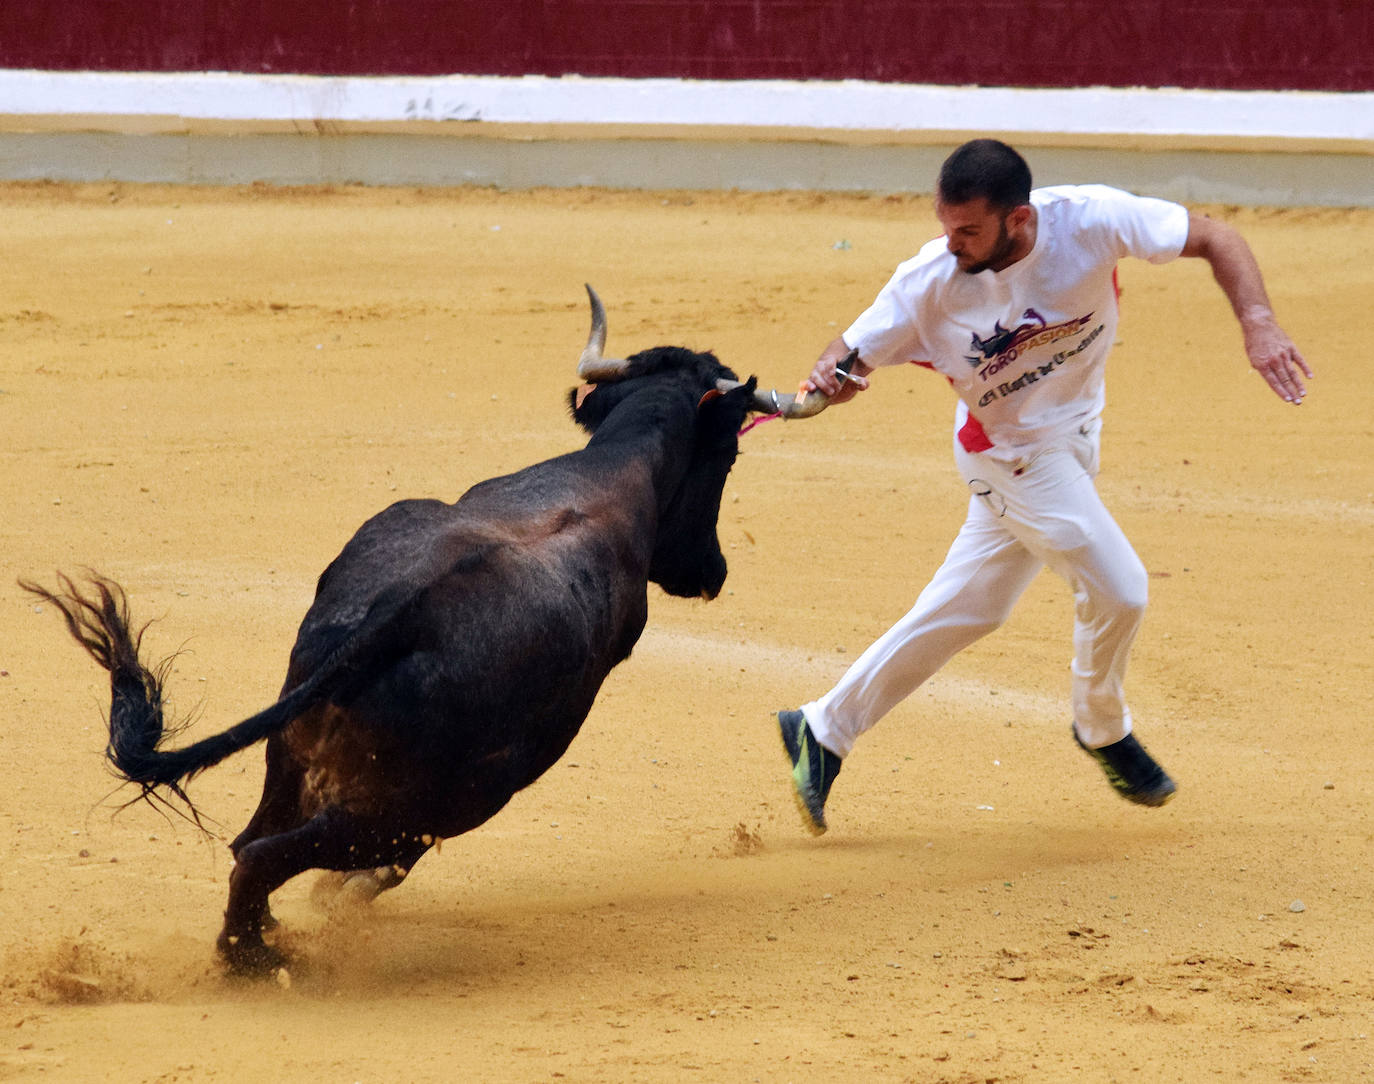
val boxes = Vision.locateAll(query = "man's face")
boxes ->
[936,196,1021,274]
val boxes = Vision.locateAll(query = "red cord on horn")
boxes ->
[738,411,782,436]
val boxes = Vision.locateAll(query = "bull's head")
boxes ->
[569,285,830,600]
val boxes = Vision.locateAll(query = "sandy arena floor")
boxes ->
[1,180,1370,1082]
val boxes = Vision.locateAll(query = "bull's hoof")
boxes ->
[217,931,288,978]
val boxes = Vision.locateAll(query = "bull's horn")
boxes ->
[577,284,632,383]
[713,377,833,419]
[720,349,858,420]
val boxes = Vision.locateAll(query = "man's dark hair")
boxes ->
[937,139,1033,210]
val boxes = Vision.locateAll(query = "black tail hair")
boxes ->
[19,571,404,811]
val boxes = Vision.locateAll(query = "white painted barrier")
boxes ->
[1,70,1370,204]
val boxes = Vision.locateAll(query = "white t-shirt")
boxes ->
[844,184,1190,455]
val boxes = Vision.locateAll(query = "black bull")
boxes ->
[23,288,837,975]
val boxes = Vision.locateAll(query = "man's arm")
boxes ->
[805,335,873,404]
[1181,212,1313,404]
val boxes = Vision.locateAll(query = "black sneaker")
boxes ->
[777,710,842,834]
[1074,728,1176,807]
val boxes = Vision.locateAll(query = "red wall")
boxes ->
[1,0,1369,92]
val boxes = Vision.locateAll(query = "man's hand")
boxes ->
[1241,306,1312,404]
[807,336,871,404]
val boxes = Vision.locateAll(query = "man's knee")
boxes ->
[1074,558,1148,628]
[1104,572,1148,626]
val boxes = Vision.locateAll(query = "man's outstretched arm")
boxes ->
[1181,212,1313,404]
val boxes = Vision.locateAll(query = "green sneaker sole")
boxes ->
[777,710,833,835]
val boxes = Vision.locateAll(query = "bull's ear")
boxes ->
[568,384,605,433]
[703,375,756,406]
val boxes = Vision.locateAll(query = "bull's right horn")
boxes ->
[577,284,633,383]
[720,349,859,420]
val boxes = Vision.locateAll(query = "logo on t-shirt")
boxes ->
[974,321,1107,408]
[965,309,1096,382]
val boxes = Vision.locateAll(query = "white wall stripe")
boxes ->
[2,70,1370,153]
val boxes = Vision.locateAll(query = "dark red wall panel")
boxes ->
[1,0,1369,91]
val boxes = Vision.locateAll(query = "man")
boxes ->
[777,138,1311,835]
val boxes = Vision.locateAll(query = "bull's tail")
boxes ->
[20,572,380,801]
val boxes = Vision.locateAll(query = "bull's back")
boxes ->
[279,482,652,801]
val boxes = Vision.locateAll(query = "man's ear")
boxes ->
[1007,203,1034,232]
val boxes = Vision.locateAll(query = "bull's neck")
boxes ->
[584,393,697,498]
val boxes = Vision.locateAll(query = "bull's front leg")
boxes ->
[310,838,432,910]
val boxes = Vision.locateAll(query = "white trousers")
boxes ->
[805,421,1148,757]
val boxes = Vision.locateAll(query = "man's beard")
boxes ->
[960,218,1016,274]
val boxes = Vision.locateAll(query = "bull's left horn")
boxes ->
[577,284,632,383]
[721,350,858,420]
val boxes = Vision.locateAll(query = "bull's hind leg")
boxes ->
[218,806,428,976]
[231,735,305,853]
[229,734,309,933]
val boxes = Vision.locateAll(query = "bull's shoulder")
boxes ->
[458,451,652,513]
[455,457,570,514]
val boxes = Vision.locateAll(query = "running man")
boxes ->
[778,139,1310,834]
